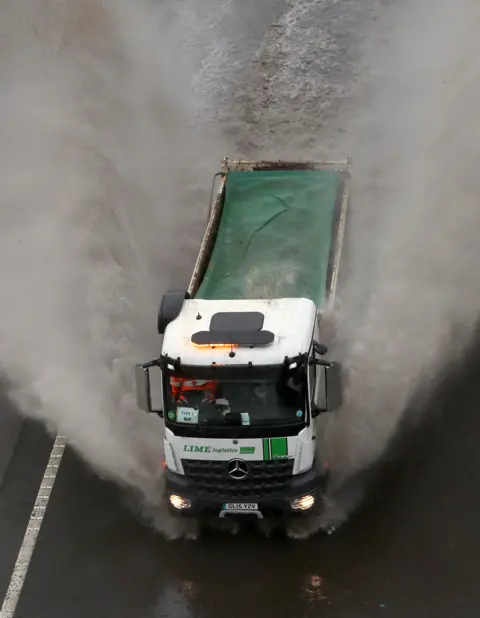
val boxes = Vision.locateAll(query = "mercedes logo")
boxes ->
[227,459,248,480]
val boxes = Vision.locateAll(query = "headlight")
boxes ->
[169,494,192,510]
[289,493,315,512]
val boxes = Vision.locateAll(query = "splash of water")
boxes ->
[0,0,229,539]
[3,0,479,543]
[286,0,480,538]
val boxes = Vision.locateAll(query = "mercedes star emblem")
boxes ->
[227,459,248,480]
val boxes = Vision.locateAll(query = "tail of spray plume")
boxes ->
[287,0,480,538]
[0,0,225,538]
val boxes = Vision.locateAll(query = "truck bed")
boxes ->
[190,159,350,309]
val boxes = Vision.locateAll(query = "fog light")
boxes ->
[169,494,192,510]
[290,493,315,512]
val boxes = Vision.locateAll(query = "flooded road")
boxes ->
[3,336,480,618]
[2,0,480,615]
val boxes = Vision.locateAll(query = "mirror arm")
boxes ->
[311,404,328,418]
[309,358,332,367]
[142,358,162,369]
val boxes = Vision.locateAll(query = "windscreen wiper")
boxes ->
[200,411,243,426]
[252,417,304,426]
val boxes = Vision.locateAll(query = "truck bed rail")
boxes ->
[221,157,352,175]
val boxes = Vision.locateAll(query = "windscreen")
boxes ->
[163,365,307,428]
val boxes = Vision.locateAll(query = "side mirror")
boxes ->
[134,363,164,417]
[324,362,342,410]
[312,361,342,413]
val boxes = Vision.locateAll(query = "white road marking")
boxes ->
[0,434,66,618]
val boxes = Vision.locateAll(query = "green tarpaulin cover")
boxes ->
[194,169,341,306]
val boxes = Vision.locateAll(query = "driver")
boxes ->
[170,376,218,405]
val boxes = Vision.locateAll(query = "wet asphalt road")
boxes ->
[2,333,480,618]
[2,0,480,616]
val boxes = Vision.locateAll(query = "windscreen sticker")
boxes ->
[167,410,176,421]
[240,412,250,426]
[177,407,199,424]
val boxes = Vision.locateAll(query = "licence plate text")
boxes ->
[223,502,258,511]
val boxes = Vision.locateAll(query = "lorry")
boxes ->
[135,157,351,522]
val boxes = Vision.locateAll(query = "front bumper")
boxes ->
[164,463,327,520]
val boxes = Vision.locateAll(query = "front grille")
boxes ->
[181,458,294,500]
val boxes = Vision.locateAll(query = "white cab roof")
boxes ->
[162,297,317,367]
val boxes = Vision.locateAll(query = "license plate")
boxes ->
[223,502,258,511]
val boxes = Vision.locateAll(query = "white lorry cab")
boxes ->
[135,157,351,522]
